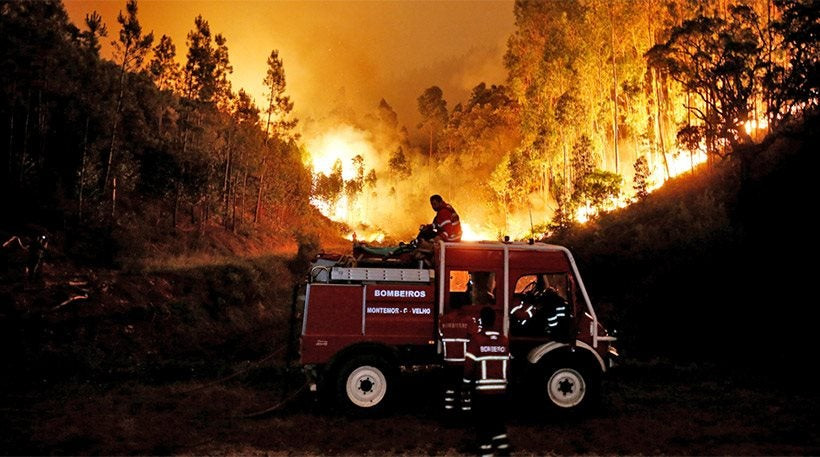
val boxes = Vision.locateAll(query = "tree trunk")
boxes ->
[223,130,233,228]
[104,61,128,193]
[37,89,47,163]
[706,89,714,160]
[20,90,30,187]
[596,56,606,171]
[687,91,694,172]
[6,79,16,186]
[562,142,568,193]
[653,69,671,179]
[7,112,14,187]
[240,170,247,225]
[766,0,773,127]
[646,18,657,171]
[174,104,192,229]
[624,91,639,165]
[610,4,619,174]
[78,117,89,221]
[111,176,117,220]
[254,158,266,224]
[173,182,180,229]
[231,175,238,233]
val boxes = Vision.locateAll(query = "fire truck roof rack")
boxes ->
[330,267,433,283]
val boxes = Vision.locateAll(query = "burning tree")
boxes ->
[647,5,766,156]
[633,156,650,201]
[417,86,448,162]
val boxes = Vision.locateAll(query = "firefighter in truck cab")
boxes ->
[510,276,575,342]
[464,306,511,456]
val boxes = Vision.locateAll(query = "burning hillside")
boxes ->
[301,117,713,243]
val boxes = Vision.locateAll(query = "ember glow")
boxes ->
[647,146,709,193]
[744,118,770,139]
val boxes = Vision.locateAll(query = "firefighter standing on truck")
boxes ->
[464,307,511,456]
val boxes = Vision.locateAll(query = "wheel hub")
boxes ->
[547,367,586,408]
[346,365,387,408]
[359,377,374,393]
[557,377,575,396]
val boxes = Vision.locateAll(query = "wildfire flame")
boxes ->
[460,222,497,242]
[305,126,378,225]
[305,119,736,245]
[647,144,708,194]
[744,118,769,136]
[345,231,386,243]
[305,126,375,181]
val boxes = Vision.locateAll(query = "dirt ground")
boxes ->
[2,357,817,456]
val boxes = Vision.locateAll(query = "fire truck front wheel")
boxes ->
[335,354,397,415]
[539,357,600,413]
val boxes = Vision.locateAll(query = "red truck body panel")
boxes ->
[301,283,435,364]
[301,242,614,369]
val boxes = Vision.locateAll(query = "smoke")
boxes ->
[300,92,557,244]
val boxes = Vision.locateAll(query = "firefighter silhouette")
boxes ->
[511,280,574,342]
[465,306,511,456]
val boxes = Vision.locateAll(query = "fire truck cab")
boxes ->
[300,241,617,415]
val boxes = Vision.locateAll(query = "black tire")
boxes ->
[539,355,600,414]
[334,354,397,416]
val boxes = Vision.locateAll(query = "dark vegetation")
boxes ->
[552,111,817,372]
[0,1,336,266]
[0,252,308,384]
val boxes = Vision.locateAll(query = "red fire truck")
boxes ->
[299,240,617,415]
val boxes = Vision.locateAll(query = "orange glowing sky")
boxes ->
[64,0,514,127]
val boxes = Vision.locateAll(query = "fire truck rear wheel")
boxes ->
[335,354,396,415]
[540,359,600,413]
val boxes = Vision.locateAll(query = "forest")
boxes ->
[2,0,818,251]
[1,1,819,454]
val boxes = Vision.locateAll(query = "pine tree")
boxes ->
[633,156,650,200]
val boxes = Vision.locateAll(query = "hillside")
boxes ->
[551,112,818,368]
[1,116,817,455]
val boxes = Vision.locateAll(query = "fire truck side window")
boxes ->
[513,273,569,299]
[449,270,496,308]
[511,273,572,337]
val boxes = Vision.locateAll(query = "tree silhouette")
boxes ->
[417,86,448,162]
[647,6,762,156]
[103,0,153,201]
[633,156,650,200]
